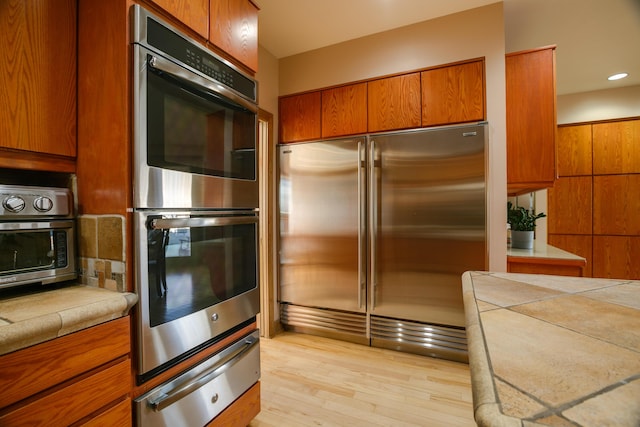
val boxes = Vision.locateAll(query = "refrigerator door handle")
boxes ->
[369,139,377,310]
[358,140,366,309]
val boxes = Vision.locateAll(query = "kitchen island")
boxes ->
[462,271,640,426]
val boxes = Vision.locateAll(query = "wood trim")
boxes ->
[558,115,640,128]
[505,44,557,57]
[0,149,76,174]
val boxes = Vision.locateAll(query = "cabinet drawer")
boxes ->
[0,359,131,427]
[0,317,130,408]
[79,398,132,427]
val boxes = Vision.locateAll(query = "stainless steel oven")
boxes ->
[132,5,258,210]
[134,209,260,380]
[0,185,76,290]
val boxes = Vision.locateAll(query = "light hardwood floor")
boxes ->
[249,332,476,427]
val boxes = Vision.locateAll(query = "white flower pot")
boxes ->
[511,230,534,249]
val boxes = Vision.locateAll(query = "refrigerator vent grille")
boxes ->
[280,304,367,344]
[370,316,468,363]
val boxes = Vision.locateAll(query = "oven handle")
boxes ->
[148,335,258,412]
[150,215,258,230]
[147,54,258,114]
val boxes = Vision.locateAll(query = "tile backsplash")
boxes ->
[77,215,126,292]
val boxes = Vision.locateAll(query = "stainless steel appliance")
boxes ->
[0,184,76,290]
[131,6,260,425]
[132,5,258,210]
[278,123,487,363]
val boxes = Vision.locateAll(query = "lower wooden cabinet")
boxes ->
[0,317,132,426]
[593,235,640,280]
[548,234,593,277]
[507,256,586,277]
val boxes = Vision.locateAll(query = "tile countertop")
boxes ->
[462,271,640,427]
[0,283,137,356]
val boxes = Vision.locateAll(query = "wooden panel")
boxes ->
[79,398,131,427]
[321,83,368,138]
[150,0,208,38]
[557,124,592,176]
[368,73,421,132]
[279,92,321,143]
[210,0,258,72]
[0,360,131,427]
[548,234,593,277]
[593,174,640,235]
[208,381,260,426]
[77,0,131,215]
[547,176,592,235]
[506,47,557,191]
[507,258,584,277]
[592,119,640,175]
[0,0,76,159]
[593,235,640,280]
[0,317,130,408]
[421,60,485,127]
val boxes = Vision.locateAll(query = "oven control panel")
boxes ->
[0,185,72,218]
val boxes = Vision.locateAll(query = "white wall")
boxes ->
[256,45,280,139]
[558,85,640,124]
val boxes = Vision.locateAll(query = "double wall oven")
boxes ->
[131,6,260,426]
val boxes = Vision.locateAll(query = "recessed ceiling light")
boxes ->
[608,73,628,81]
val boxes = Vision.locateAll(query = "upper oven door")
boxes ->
[133,43,259,210]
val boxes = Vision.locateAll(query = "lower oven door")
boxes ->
[135,330,260,427]
[135,210,260,378]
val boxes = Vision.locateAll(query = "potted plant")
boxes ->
[507,201,546,249]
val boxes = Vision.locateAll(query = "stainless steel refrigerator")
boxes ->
[278,123,487,362]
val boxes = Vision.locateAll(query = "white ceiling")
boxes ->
[254,0,640,96]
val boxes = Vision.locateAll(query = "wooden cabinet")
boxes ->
[592,119,640,175]
[0,0,77,172]
[149,0,209,38]
[210,0,259,72]
[368,73,421,132]
[421,60,485,127]
[507,256,585,277]
[548,176,592,235]
[506,46,557,195]
[321,83,368,139]
[557,124,592,176]
[593,174,640,235]
[0,318,132,426]
[279,92,322,143]
[593,236,640,279]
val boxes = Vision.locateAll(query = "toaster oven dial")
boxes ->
[3,195,25,213]
[33,196,53,212]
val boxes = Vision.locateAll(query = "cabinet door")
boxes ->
[321,83,368,138]
[557,124,592,176]
[368,73,421,132]
[593,235,640,279]
[279,92,322,143]
[593,174,640,235]
[548,234,593,277]
[0,0,76,158]
[149,0,209,39]
[547,176,592,235]
[210,0,258,72]
[421,60,485,127]
[592,119,640,175]
[506,47,557,194]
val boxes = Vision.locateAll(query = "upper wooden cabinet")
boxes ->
[557,124,592,176]
[149,0,209,39]
[506,46,557,195]
[0,0,77,171]
[592,119,640,175]
[210,0,259,72]
[279,92,322,143]
[368,73,421,132]
[321,83,368,139]
[421,60,485,127]
[147,0,258,72]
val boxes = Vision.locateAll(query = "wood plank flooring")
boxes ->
[248,332,476,427]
